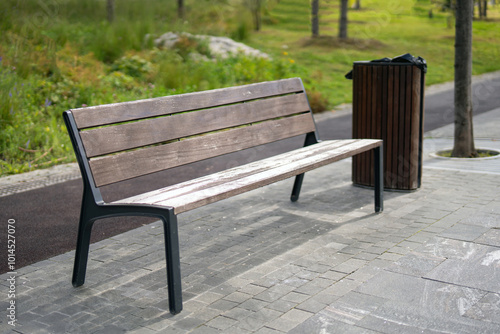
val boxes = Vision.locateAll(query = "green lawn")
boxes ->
[1,0,499,175]
[250,0,500,105]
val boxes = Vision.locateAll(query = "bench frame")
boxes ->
[64,78,383,315]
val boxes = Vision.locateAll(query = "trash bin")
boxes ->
[347,54,426,191]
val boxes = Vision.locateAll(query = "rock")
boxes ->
[155,32,183,49]
[154,32,269,60]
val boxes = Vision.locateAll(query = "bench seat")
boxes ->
[114,139,382,215]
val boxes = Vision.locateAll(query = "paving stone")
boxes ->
[189,325,221,334]
[439,223,491,241]
[237,308,283,332]
[323,278,362,297]
[464,292,500,324]
[239,298,270,312]
[475,228,500,247]
[281,291,310,304]
[209,299,239,311]
[355,271,428,303]
[253,327,284,334]
[206,315,238,330]
[265,299,298,313]
[293,280,329,296]
[10,322,51,334]
[345,265,380,283]
[267,308,313,332]
[333,258,368,274]
[37,311,70,326]
[387,252,446,277]
[424,253,500,294]
[223,291,252,303]
[417,237,493,260]
[223,306,255,320]
[193,291,225,304]
[295,297,327,314]
[377,252,403,262]
[358,296,500,334]
[319,270,346,281]
[289,313,381,334]
[238,284,266,295]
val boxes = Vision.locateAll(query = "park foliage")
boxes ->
[0,0,499,174]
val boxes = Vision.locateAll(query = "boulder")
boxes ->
[154,32,269,59]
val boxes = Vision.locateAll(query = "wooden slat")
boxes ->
[386,65,394,188]
[89,113,316,187]
[112,139,382,214]
[352,65,361,184]
[409,66,422,189]
[397,66,406,189]
[391,66,400,189]
[403,66,413,189]
[81,93,311,158]
[72,78,305,129]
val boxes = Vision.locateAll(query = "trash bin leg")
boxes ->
[374,146,383,212]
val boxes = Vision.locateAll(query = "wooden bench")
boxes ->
[63,78,383,315]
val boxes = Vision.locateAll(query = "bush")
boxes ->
[306,89,329,113]
[110,55,153,79]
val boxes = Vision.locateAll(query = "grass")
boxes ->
[1,0,500,175]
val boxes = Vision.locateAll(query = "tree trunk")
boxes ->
[452,0,477,157]
[107,0,114,23]
[339,0,348,39]
[353,0,361,10]
[178,0,185,19]
[477,0,483,18]
[254,0,262,31]
[483,0,487,18]
[311,0,319,37]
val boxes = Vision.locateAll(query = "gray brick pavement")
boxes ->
[1,157,500,333]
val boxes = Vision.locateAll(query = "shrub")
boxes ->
[110,55,153,79]
[306,89,329,113]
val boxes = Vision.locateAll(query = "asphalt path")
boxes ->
[1,75,500,274]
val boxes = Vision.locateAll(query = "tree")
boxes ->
[352,0,361,10]
[178,0,185,19]
[452,0,477,157]
[107,0,115,23]
[477,0,487,19]
[339,0,348,39]
[245,0,263,31]
[311,0,319,37]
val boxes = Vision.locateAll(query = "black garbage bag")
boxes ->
[345,53,427,79]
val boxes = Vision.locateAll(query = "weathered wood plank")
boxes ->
[90,113,316,187]
[391,66,400,189]
[386,65,394,187]
[112,139,382,214]
[114,140,359,205]
[410,66,422,189]
[81,93,311,157]
[73,78,305,129]
[397,66,406,189]
[404,66,413,189]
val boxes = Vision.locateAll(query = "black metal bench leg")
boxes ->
[290,173,305,202]
[162,210,183,315]
[374,146,384,212]
[72,206,96,287]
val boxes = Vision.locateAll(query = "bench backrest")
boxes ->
[64,78,317,188]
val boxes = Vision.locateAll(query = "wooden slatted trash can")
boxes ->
[350,57,426,191]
